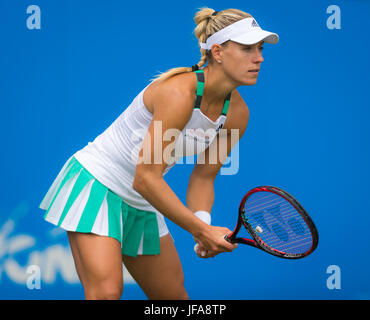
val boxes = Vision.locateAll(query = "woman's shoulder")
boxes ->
[230,89,249,115]
[143,72,197,114]
[224,89,250,133]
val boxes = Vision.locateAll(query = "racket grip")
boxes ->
[225,233,238,244]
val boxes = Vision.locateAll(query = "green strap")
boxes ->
[221,93,231,116]
[194,70,204,109]
[193,69,231,117]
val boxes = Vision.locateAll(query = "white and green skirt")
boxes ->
[39,156,166,257]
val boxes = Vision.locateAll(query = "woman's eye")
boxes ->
[244,47,264,51]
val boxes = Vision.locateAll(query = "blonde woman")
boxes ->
[39,7,279,300]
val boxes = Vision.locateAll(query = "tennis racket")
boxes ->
[225,186,318,259]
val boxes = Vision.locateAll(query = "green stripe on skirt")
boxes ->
[41,156,160,257]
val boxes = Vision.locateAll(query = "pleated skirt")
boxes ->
[39,155,165,257]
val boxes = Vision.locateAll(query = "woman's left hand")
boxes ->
[194,241,217,258]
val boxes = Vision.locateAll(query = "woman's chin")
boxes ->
[243,78,258,86]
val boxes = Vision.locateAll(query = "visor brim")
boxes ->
[231,29,279,45]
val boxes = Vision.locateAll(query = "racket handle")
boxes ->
[224,233,237,243]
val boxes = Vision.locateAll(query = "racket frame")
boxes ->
[226,186,319,259]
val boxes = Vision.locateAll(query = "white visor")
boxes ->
[199,17,279,50]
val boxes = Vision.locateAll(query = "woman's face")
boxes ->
[219,40,265,86]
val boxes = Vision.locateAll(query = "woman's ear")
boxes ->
[210,43,224,63]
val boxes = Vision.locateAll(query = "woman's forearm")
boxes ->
[132,173,208,237]
[186,174,215,214]
[133,171,236,254]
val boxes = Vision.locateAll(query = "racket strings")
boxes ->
[244,192,313,254]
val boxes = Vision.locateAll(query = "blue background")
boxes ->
[1,0,369,300]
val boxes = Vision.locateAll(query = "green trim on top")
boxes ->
[195,70,205,97]
[221,93,231,116]
[193,69,231,117]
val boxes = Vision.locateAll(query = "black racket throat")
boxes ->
[225,234,258,247]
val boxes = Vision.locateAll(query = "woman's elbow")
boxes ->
[132,169,160,193]
[132,172,146,193]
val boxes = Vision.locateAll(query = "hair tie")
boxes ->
[212,11,218,16]
[192,64,200,71]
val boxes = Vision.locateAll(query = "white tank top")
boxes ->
[73,70,231,211]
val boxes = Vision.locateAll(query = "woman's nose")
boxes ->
[254,50,264,63]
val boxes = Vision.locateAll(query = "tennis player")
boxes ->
[39,7,278,300]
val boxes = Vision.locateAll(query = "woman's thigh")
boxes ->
[122,234,188,300]
[67,231,123,299]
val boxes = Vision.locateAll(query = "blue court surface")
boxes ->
[1,0,369,299]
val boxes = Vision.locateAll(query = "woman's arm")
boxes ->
[186,174,215,214]
[186,90,250,256]
[187,90,250,213]
[133,84,236,254]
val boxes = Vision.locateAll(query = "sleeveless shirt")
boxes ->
[73,70,231,211]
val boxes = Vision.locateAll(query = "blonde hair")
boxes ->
[150,7,252,82]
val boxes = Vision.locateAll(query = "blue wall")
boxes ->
[1,0,369,299]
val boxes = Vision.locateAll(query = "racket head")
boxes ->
[237,186,318,259]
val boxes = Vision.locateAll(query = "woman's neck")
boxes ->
[201,65,238,105]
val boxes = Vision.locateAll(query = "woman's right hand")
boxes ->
[193,225,237,258]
